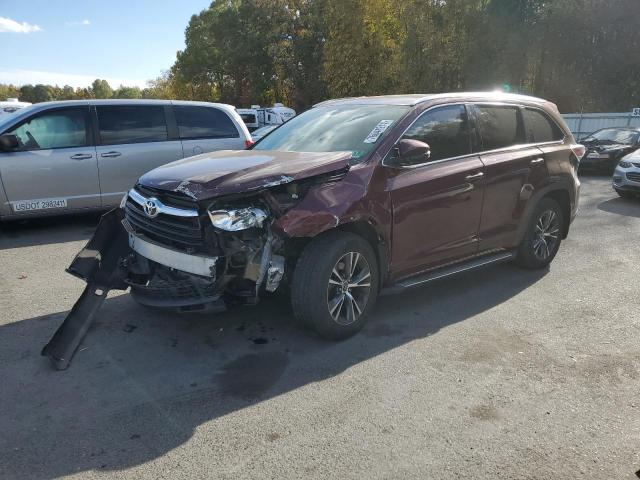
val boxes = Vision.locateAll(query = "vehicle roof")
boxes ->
[314,92,552,107]
[15,99,235,110]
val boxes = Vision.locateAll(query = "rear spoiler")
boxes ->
[41,208,130,370]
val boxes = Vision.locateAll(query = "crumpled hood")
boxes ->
[587,143,631,153]
[138,150,352,201]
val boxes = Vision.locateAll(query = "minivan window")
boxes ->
[523,108,563,143]
[474,105,524,151]
[401,105,471,163]
[7,108,87,151]
[253,104,410,163]
[174,105,239,139]
[97,105,168,145]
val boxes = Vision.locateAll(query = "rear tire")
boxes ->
[291,231,379,340]
[515,198,564,270]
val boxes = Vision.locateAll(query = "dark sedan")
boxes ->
[579,127,640,174]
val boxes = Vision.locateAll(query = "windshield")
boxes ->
[583,128,639,145]
[253,104,410,163]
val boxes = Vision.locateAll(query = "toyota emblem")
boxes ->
[143,198,159,218]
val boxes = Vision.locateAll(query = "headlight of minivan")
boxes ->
[618,160,632,168]
[208,207,267,231]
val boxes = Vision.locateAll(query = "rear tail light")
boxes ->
[571,144,586,160]
[245,139,254,149]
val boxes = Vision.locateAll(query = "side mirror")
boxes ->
[0,134,19,152]
[395,138,431,165]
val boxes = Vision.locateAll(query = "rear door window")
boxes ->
[8,108,88,151]
[174,105,239,139]
[522,108,564,143]
[97,105,168,145]
[401,104,471,163]
[474,105,525,151]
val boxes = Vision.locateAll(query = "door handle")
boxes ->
[70,153,92,160]
[101,151,122,158]
[465,172,484,181]
[531,158,545,165]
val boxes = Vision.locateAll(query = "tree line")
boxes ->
[3,0,639,113]
[0,79,169,104]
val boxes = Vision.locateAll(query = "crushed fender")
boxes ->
[41,208,130,370]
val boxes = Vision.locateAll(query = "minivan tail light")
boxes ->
[245,139,254,149]
[571,144,586,160]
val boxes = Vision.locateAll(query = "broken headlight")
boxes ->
[208,207,267,231]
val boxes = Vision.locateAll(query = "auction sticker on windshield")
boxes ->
[11,198,68,212]
[364,120,394,144]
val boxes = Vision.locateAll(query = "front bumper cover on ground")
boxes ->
[41,208,130,370]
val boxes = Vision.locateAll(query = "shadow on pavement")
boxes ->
[0,212,101,250]
[598,197,640,219]
[0,263,547,479]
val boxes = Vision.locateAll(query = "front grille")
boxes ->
[626,172,640,183]
[125,193,204,251]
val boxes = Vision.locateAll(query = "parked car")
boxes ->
[0,100,252,220]
[613,148,640,198]
[43,92,583,369]
[579,127,640,174]
[251,124,277,141]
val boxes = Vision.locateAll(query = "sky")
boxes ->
[0,0,211,89]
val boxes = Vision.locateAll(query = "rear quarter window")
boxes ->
[97,105,168,145]
[522,108,564,143]
[174,106,240,139]
[474,105,525,151]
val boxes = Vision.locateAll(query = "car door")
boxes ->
[0,105,100,216]
[173,104,245,157]
[471,104,549,251]
[386,104,485,279]
[94,104,184,207]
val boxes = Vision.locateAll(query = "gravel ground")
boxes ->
[0,176,639,480]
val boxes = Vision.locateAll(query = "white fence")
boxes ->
[561,112,640,140]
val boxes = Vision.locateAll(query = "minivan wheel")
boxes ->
[291,231,379,340]
[515,198,564,270]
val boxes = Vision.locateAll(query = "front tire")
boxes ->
[515,198,564,270]
[291,231,379,340]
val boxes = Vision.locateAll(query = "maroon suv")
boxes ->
[43,93,582,369]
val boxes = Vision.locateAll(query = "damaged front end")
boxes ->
[42,162,350,370]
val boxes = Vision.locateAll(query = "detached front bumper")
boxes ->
[42,205,285,369]
[42,208,130,370]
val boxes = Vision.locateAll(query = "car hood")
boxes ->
[586,142,631,152]
[138,150,352,201]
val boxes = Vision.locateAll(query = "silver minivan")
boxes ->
[0,99,252,220]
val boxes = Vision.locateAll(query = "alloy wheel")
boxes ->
[532,209,560,261]
[326,252,372,326]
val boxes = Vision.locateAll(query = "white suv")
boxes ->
[613,149,640,198]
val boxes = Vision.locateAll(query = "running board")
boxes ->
[381,250,515,295]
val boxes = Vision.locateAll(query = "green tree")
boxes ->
[113,86,142,99]
[91,79,113,99]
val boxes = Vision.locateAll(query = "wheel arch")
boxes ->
[515,183,574,245]
[543,189,571,238]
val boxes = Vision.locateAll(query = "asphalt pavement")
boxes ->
[0,176,639,479]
